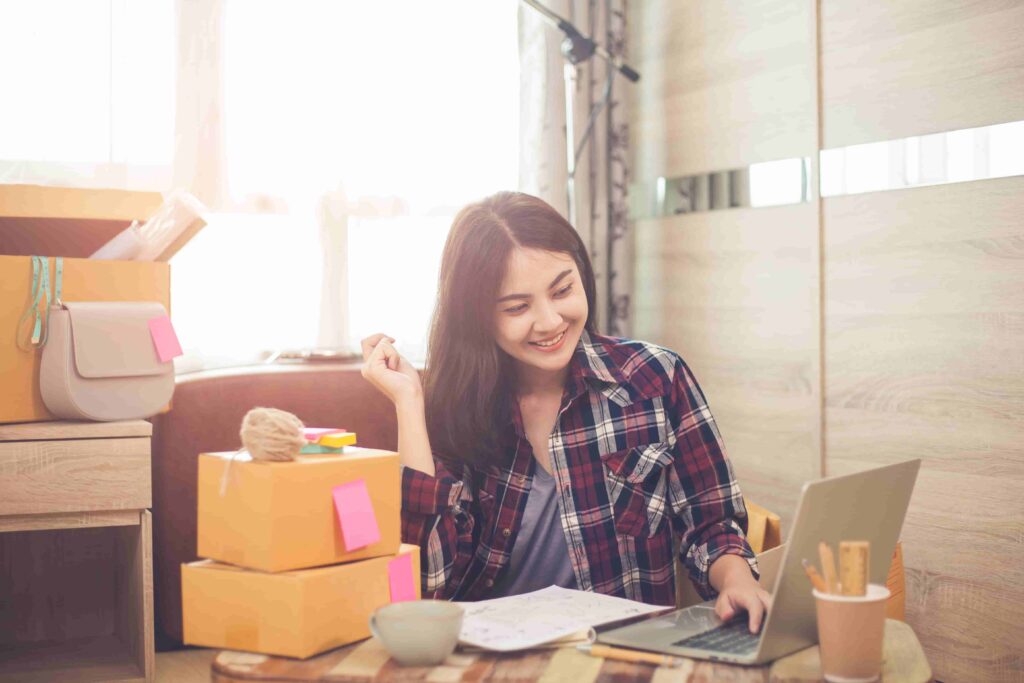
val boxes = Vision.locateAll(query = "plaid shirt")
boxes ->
[401,331,757,605]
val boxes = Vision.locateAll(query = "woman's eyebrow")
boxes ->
[496,269,573,303]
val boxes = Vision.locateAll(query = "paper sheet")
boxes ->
[456,586,666,652]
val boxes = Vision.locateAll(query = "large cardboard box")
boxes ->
[182,544,421,658]
[198,448,401,572]
[0,185,171,423]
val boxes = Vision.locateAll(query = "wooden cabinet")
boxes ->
[0,420,154,682]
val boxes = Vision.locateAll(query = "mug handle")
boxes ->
[369,613,381,640]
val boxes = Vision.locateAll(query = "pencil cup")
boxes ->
[813,584,890,683]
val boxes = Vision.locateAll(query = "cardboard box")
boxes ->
[0,185,171,424]
[182,544,421,659]
[198,448,401,572]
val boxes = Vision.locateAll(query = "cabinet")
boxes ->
[0,420,154,682]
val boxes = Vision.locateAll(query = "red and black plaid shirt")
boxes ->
[401,331,757,605]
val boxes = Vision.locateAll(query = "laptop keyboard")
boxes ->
[671,619,760,655]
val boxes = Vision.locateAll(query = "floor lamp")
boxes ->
[520,0,641,227]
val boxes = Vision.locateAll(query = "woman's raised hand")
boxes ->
[360,333,423,407]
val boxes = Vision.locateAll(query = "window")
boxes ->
[0,0,175,188]
[173,0,520,367]
[1,1,519,369]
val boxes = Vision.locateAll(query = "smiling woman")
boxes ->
[359,191,769,631]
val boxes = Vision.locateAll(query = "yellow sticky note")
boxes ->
[318,432,357,448]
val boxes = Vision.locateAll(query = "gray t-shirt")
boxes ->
[490,464,577,597]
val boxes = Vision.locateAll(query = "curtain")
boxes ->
[173,0,226,209]
[518,0,633,336]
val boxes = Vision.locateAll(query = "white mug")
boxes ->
[369,600,464,666]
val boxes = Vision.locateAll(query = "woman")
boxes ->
[361,192,769,633]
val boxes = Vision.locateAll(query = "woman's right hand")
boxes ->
[360,333,423,408]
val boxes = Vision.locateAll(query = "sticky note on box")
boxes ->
[388,553,417,603]
[332,479,381,551]
[319,432,357,448]
[303,428,346,442]
[148,315,183,362]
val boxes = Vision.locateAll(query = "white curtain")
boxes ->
[173,0,226,209]
[518,0,633,336]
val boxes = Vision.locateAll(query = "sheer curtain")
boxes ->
[0,1,521,369]
[0,0,175,189]
[518,0,632,336]
[170,1,520,369]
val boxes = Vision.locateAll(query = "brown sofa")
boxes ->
[150,362,397,648]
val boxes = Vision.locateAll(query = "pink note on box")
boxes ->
[148,315,183,363]
[388,553,416,603]
[304,428,347,442]
[332,479,380,551]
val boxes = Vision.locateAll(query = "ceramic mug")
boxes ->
[369,600,464,666]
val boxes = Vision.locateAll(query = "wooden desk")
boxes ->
[211,619,931,682]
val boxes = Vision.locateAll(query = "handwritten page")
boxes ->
[331,479,380,551]
[457,586,666,651]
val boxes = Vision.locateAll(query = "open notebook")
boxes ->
[456,586,669,652]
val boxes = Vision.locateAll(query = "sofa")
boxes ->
[150,361,397,648]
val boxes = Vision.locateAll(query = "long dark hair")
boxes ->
[424,191,597,467]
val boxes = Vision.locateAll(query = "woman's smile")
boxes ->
[529,329,567,351]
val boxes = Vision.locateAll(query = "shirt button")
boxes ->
[517,475,527,485]
[502,528,512,538]
[485,579,494,588]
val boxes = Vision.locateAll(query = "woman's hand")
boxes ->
[710,554,772,634]
[360,333,423,408]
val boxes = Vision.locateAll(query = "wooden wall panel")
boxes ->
[821,0,1024,149]
[824,176,1024,682]
[634,204,819,531]
[630,0,816,180]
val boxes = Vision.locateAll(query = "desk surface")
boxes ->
[210,619,931,683]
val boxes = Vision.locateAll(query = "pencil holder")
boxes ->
[813,584,890,683]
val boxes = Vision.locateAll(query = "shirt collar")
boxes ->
[565,329,631,406]
[507,329,632,442]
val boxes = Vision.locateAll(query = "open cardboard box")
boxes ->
[0,184,202,423]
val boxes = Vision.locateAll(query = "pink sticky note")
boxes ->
[332,479,380,551]
[148,315,183,363]
[304,428,346,442]
[388,553,416,603]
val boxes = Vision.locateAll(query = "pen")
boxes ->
[577,643,684,668]
[801,558,828,593]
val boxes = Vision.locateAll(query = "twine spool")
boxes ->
[220,407,304,496]
[239,407,305,461]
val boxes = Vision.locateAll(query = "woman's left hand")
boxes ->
[709,554,772,633]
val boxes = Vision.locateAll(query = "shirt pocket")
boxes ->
[600,442,674,538]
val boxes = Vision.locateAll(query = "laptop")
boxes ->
[594,459,921,665]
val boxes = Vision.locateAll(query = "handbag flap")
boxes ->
[64,301,174,379]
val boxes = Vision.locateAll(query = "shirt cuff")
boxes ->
[401,464,465,516]
[688,524,760,600]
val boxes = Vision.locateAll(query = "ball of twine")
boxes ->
[239,407,305,462]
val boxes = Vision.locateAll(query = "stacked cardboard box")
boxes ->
[182,440,420,658]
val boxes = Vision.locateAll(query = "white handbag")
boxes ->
[39,301,175,421]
